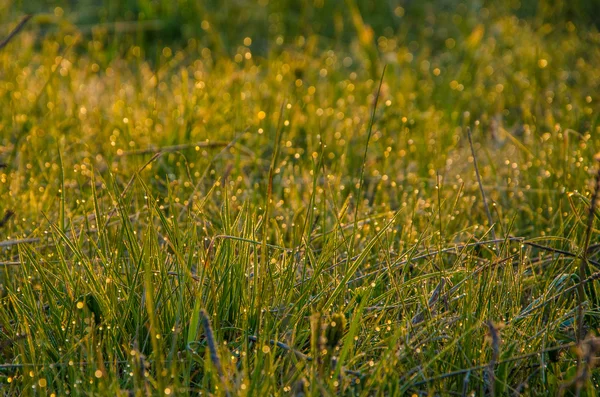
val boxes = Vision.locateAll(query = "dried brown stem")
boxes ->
[0,15,32,51]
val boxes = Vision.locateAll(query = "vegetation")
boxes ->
[1,1,600,395]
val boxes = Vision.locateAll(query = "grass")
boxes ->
[1,1,600,395]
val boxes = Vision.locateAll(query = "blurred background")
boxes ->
[3,1,599,61]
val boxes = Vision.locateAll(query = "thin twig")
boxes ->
[0,262,20,266]
[467,127,497,246]
[0,238,39,247]
[0,15,32,51]
[523,241,600,267]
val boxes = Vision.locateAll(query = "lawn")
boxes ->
[1,1,600,395]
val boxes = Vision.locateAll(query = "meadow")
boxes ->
[1,0,600,395]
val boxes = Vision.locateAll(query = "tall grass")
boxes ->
[1,0,600,395]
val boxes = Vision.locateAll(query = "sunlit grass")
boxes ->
[1,1,600,395]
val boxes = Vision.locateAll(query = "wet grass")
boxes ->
[1,1,600,395]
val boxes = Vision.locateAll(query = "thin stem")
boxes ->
[467,127,497,246]
[0,15,32,51]
[349,65,387,261]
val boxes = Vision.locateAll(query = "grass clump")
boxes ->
[1,1,600,395]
